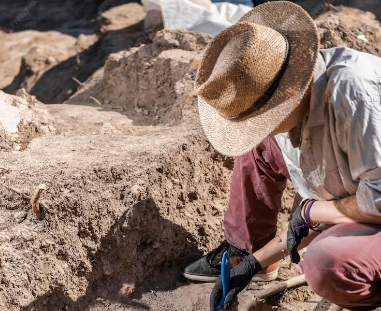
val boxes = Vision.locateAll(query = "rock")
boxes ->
[102,261,114,276]
[119,283,136,297]
[143,109,150,116]
[154,29,213,52]
[100,123,120,135]
[0,90,55,151]
[131,185,141,197]
[154,31,180,49]
[152,241,161,249]
[14,211,27,223]
[45,56,56,65]
[16,88,36,105]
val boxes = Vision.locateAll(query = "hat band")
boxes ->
[220,34,291,121]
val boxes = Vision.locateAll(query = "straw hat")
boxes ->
[195,1,319,156]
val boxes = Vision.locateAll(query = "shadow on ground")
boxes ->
[0,0,140,36]
[23,197,201,311]
[3,20,154,104]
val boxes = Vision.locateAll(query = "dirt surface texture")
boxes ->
[1,3,146,104]
[1,2,381,311]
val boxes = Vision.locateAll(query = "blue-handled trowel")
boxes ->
[216,251,230,310]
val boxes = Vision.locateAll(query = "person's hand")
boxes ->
[287,199,310,263]
[209,253,262,310]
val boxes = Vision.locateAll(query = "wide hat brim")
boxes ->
[198,1,319,156]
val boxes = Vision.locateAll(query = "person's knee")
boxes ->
[302,235,356,305]
[303,240,336,299]
[302,223,381,308]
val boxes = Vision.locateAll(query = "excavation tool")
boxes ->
[238,273,344,311]
[216,251,230,310]
[238,274,306,311]
[328,304,344,311]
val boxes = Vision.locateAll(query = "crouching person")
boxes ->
[181,2,381,310]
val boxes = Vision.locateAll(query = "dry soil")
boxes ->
[1,2,381,311]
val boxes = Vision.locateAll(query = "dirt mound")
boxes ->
[0,30,78,90]
[0,28,296,311]
[0,29,228,311]
[317,5,380,29]
[0,116,234,311]
[5,2,381,107]
[67,29,212,127]
[0,89,54,151]
[1,30,99,103]
[316,5,381,56]
[2,3,381,311]
[2,3,146,105]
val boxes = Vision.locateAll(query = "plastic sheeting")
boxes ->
[141,0,252,35]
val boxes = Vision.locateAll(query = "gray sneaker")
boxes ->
[181,241,248,282]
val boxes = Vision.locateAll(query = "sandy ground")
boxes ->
[1,2,381,311]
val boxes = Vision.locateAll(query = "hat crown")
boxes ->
[195,22,288,118]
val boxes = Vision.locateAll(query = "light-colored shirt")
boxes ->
[275,47,381,216]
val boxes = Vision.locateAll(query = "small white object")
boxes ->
[358,34,369,43]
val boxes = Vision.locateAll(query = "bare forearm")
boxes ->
[309,195,381,224]
[253,227,320,268]
[253,195,381,268]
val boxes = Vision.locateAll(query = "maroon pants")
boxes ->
[224,136,381,308]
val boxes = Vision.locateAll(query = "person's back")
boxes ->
[181,2,381,310]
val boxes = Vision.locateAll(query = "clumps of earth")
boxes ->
[1,2,381,311]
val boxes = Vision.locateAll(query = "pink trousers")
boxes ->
[224,136,381,309]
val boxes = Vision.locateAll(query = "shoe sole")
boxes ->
[182,269,278,282]
[181,271,220,282]
[252,269,278,282]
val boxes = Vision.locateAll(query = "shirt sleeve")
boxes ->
[330,63,381,216]
[275,132,322,201]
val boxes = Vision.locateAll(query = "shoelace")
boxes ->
[206,241,230,266]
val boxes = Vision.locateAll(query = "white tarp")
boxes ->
[141,0,252,35]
